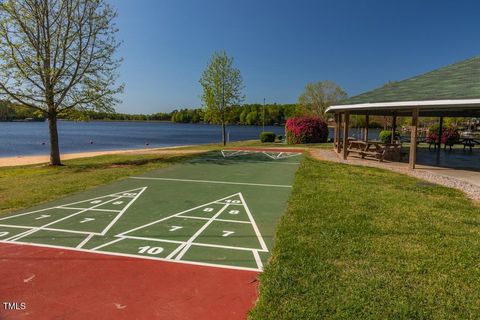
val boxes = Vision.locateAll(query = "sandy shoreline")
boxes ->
[0,146,201,167]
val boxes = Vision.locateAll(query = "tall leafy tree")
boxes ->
[0,0,122,165]
[297,81,347,119]
[199,51,244,145]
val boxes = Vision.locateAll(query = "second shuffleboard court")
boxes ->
[0,149,302,271]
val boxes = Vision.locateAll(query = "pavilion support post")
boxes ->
[342,111,350,160]
[332,113,337,150]
[336,113,342,154]
[409,108,419,170]
[437,116,444,151]
[391,114,397,143]
[334,113,340,152]
[364,115,369,142]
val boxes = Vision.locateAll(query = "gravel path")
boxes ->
[312,149,480,202]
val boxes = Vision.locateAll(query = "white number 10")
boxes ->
[138,246,164,255]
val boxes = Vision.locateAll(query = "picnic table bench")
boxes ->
[460,137,480,151]
[427,136,480,151]
[347,140,402,162]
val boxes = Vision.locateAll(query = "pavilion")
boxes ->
[326,56,480,169]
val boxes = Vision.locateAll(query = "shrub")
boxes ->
[260,132,276,143]
[285,116,328,144]
[277,135,283,142]
[443,128,460,146]
[379,130,400,143]
[426,124,460,146]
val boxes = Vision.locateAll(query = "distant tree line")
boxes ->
[0,100,301,126]
[65,103,300,125]
[171,103,299,125]
[0,101,45,121]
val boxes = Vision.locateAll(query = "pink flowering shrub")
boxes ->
[285,116,328,144]
[426,124,460,146]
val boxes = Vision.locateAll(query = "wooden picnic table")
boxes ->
[460,137,480,151]
[347,140,402,162]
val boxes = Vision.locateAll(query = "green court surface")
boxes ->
[0,150,302,271]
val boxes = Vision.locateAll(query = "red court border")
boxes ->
[0,242,259,320]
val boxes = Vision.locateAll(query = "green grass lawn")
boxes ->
[250,156,480,319]
[0,152,201,216]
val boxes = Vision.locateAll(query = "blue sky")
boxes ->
[114,0,480,114]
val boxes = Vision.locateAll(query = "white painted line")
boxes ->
[0,240,262,273]
[57,207,121,213]
[213,201,243,206]
[0,224,103,236]
[238,193,269,252]
[117,235,267,252]
[76,233,95,249]
[100,187,147,236]
[220,149,302,161]
[44,228,100,235]
[4,229,36,241]
[252,250,264,270]
[176,215,210,221]
[129,177,292,188]
[178,215,250,224]
[90,237,124,251]
[263,152,277,160]
[190,241,268,252]
[165,243,187,259]
[0,224,101,236]
[174,203,231,261]
[0,224,33,230]
[121,235,183,244]
[214,218,250,224]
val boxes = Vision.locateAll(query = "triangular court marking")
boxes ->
[221,149,301,161]
[115,193,245,237]
[262,151,301,160]
[0,187,147,222]
[2,187,147,245]
[96,192,268,271]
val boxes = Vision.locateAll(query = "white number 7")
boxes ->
[222,230,234,237]
[80,218,95,224]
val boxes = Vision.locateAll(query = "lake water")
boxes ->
[0,121,291,157]
[0,121,384,157]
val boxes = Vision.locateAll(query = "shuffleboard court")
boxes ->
[0,149,302,319]
[0,149,302,272]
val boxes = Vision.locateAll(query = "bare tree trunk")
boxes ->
[48,112,62,166]
[221,122,226,146]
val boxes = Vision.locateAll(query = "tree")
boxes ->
[0,0,122,165]
[199,51,244,145]
[297,81,347,119]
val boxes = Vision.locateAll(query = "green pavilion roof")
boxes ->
[340,56,480,105]
[326,56,480,116]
